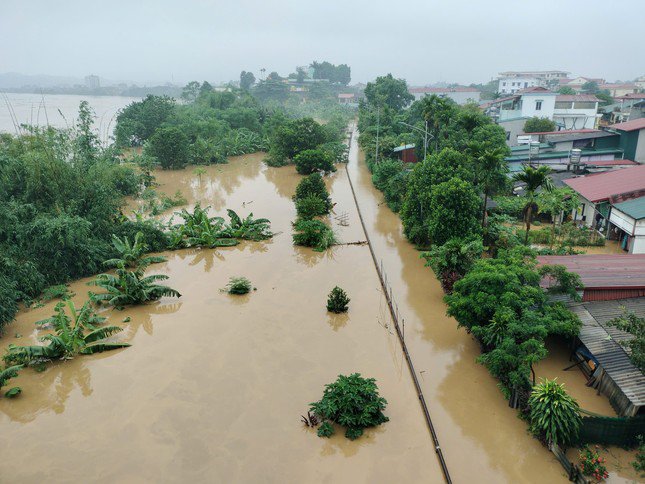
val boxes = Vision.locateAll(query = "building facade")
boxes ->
[408,86,481,105]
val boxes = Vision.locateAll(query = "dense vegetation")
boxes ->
[327,286,350,313]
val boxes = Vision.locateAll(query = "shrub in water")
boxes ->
[294,148,336,175]
[293,173,332,213]
[579,446,609,481]
[310,373,388,440]
[528,378,581,447]
[292,219,336,252]
[295,196,328,220]
[327,286,350,313]
[224,277,252,295]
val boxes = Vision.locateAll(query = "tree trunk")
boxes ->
[524,205,533,244]
[481,190,489,228]
[530,364,536,386]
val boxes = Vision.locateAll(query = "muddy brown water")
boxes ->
[1,134,588,482]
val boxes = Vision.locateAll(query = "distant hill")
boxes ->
[0,72,83,89]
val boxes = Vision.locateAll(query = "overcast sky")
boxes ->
[2,0,644,86]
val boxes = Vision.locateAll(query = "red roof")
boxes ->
[537,254,645,290]
[517,86,555,94]
[583,159,639,166]
[555,94,599,102]
[609,118,645,132]
[600,83,637,90]
[563,165,645,202]
[617,93,645,100]
[521,129,601,136]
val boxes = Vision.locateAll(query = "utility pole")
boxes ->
[399,120,432,161]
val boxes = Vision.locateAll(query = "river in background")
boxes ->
[0,92,140,142]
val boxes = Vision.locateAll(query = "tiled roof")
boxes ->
[563,165,645,202]
[555,95,600,102]
[617,93,645,100]
[517,86,555,94]
[609,118,645,132]
[537,254,645,289]
[601,83,638,89]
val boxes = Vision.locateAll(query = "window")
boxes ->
[524,82,528,87]
[535,100,542,110]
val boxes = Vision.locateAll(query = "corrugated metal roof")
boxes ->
[393,144,415,152]
[563,165,645,202]
[545,131,616,143]
[567,298,645,408]
[609,118,645,132]
[537,254,645,289]
[613,197,645,220]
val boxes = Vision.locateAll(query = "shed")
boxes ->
[393,144,418,163]
[567,298,645,416]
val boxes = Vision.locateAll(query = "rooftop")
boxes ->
[555,95,600,102]
[600,83,638,90]
[608,118,645,132]
[616,93,645,101]
[337,93,355,98]
[393,144,415,152]
[567,298,645,411]
[563,165,645,202]
[537,254,645,289]
[612,197,645,220]
[545,131,616,143]
[409,86,479,94]
[516,86,555,95]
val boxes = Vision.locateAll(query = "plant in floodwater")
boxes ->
[528,378,581,447]
[4,386,22,398]
[292,219,336,252]
[309,373,389,440]
[3,301,130,367]
[326,286,350,313]
[633,436,645,475]
[104,232,167,269]
[0,365,22,394]
[295,195,329,220]
[579,446,609,481]
[223,277,253,295]
[223,209,273,241]
[293,173,332,213]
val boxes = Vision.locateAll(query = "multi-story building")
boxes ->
[84,74,100,90]
[498,70,569,82]
[497,77,539,95]
[408,86,481,105]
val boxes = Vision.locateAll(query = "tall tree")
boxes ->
[512,165,554,243]
[473,148,509,227]
[428,178,481,246]
[239,71,256,91]
[364,74,414,111]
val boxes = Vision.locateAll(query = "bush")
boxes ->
[0,275,19,330]
[421,236,483,293]
[327,286,350,313]
[579,446,609,481]
[114,220,169,252]
[223,277,253,295]
[310,373,389,440]
[294,173,332,213]
[292,219,336,251]
[145,126,190,170]
[295,196,328,220]
[528,379,581,447]
[294,148,336,175]
[633,436,645,475]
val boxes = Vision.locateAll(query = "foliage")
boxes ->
[310,61,351,85]
[295,195,329,220]
[528,379,581,447]
[309,373,389,440]
[422,237,484,292]
[293,173,332,213]
[223,277,253,295]
[266,117,329,167]
[115,95,176,147]
[239,71,256,91]
[4,301,130,367]
[538,264,583,300]
[633,436,645,475]
[292,219,336,252]
[327,286,350,313]
[607,309,645,372]
[104,232,167,269]
[557,86,576,95]
[294,148,336,175]
[0,365,22,392]
[427,177,482,246]
[523,117,556,133]
[579,446,609,481]
[5,386,21,398]
[513,165,554,243]
[371,159,408,212]
[145,126,190,170]
[364,74,414,110]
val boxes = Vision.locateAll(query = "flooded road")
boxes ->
[0,153,443,482]
[345,129,569,483]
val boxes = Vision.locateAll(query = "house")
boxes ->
[408,86,481,105]
[483,87,601,144]
[561,77,606,92]
[393,144,417,163]
[566,297,645,417]
[600,83,640,98]
[537,254,645,301]
[497,77,539,95]
[609,198,645,253]
[608,118,645,163]
[337,93,356,106]
[601,95,645,125]
[498,70,569,87]
[563,165,645,240]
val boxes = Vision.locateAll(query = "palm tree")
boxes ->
[474,148,509,227]
[512,165,554,244]
[4,301,130,366]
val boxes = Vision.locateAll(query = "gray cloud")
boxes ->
[1,0,643,85]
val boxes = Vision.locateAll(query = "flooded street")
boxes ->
[0,152,442,482]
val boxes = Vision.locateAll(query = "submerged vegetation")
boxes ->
[309,373,389,440]
[223,277,253,295]
[326,286,350,313]
[292,219,336,251]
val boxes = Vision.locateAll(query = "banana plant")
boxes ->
[3,301,130,366]
[0,365,22,389]
[104,232,167,269]
[223,209,272,241]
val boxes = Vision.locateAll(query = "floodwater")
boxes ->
[0,152,442,481]
[0,92,140,142]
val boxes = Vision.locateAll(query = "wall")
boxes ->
[520,93,556,119]
[554,110,599,129]
[572,195,597,227]
[498,77,538,94]
[636,130,645,163]
[498,117,528,147]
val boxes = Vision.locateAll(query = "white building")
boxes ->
[499,70,569,82]
[85,75,100,90]
[498,77,539,95]
[554,95,600,130]
[408,86,481,105]
[609,198,645,254]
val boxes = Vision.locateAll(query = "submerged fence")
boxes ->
[576,414,645,447]
[343,134,452,484]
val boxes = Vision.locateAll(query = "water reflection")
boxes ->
[326,312,349,331]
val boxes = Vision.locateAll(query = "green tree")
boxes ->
[364,74,414,111]
[145,126,190,169]
[528,379,581,447]
[327,286,350,313]
[428,178,481,246]
[513,165,554,243]
[294,173,332,213]
[472,147,509,227]
[239,71,256,91]
[292,219,336,251]
[557,86,576,95]
[310,373,388,440]
[181,81,201,102]
[607,309,645,372]
[114,95,176,147]
[267,118,329,166]
[581,81,599,94]
[294,148,336,175]
[422,236,483,292]
[537,187,579,248]
[523,117,556,133]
